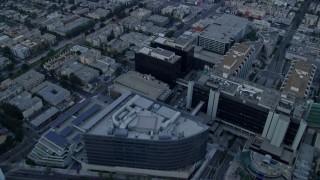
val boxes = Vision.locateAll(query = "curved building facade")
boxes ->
[82,93,208,172]
[83,130,208,170]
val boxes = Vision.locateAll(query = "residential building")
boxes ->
[58,60,85,77]
[79,48,101,64]
[286,32,320,66]
[0,79,23,103]
[35,81,71,106]
[87,8,110,20]
[146,14,169,27]
[136,22,167,36]
[42,33,57,46]
[0,35,12,48]
[43,52,78,71]
[0,56,11,71]
[14,70,45,91]
[120,32,151,47]
[146,1,164,14]
[86,24,123,47]
[11,44,30,59]
[120,16,141,30]
[109,0,135,6]
[107,39,130,54]
[74,66,100,85]
[192,18,215,32]
[130,8,152,20]
[161,5,190,20]
[9,91,43,118]
[47,16,92,37]
[89,56,117,74]
[21,40,39,55]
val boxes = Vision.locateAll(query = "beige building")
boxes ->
[79,48,101,64]
[281,60,316,99]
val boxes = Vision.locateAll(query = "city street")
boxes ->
[258,0,312,89]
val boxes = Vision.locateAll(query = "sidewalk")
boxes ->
[225,160,241,180]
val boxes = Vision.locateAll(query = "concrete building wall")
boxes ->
[207,89,220,119]
[266,113,280,140]
[270,115,290,147]
[291,120,307,151]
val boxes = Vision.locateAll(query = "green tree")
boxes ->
[69,73,82,86]
[70,5,77,11]
[50,4,59,10]
[100,17,106,22]
[47,49,55,57]
[107,30,115,41]
[0,103,23,120]
[237,12,243,17]
[246,30,257,41]
[165,31,174,38]
[121,60,128,67]
[138,3,144,8]
[6,63,14,71]
[21,63,29,70]
[115,67,122,76]
[49,69,55,76]
[15,127,23,141]
[26,158,36,166]
[1,46,11,56]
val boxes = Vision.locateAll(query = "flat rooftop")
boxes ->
[194,46,223,65]
[46,95,113,148]
[110,71,170,100]
[153,36,193,51]
[36,81,70,105]
[9,91,42,111]
[14,69,44,85]
[197,69,280,110]
[199,14,249,43]
[258,31,279,43]
[138,46,180,63]
[200,24,239,43]
[87,93,208,141]
[217,43,253,76]
[147,14,168,23]
[282,60,316,99]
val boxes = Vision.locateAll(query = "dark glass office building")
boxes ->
[135,47,182,86]
[150,39,194,73]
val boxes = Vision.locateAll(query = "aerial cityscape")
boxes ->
[0,0,319,179]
